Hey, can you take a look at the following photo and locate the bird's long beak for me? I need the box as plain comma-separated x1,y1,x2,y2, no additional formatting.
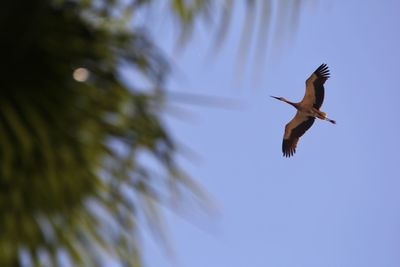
270,96,280,100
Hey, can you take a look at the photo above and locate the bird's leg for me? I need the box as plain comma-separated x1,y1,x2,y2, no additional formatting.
325,117,336,124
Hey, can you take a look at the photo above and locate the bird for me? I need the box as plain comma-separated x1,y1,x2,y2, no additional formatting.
271,63,336,157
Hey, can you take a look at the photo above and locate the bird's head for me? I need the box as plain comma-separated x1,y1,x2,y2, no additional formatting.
270,96,286,102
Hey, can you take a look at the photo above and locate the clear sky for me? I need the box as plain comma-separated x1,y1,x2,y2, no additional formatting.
132,1,400,267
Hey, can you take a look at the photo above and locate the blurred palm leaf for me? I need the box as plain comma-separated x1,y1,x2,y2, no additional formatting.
0,0,306,266
164,0,305,69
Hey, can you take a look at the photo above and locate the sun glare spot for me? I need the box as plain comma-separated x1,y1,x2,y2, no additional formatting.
73,68,90,82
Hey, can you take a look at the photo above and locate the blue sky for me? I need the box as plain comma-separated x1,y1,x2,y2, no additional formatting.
132,1,400,267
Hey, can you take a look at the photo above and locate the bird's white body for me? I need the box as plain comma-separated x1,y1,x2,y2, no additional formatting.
299,106,326,119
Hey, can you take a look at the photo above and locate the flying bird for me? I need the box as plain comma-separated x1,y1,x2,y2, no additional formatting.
271,63,336,157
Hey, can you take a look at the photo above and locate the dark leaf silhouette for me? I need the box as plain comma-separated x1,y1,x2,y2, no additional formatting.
0,0,305,266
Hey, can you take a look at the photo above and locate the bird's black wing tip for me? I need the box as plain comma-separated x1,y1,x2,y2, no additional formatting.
283,150,295,158
282,139,296,158
315,63,330,79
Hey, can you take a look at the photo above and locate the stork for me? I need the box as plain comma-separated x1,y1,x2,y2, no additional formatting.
271,63,336,157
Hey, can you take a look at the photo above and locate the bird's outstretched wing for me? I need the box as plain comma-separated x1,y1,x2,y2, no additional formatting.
302,63,330,109
282,112,315,157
